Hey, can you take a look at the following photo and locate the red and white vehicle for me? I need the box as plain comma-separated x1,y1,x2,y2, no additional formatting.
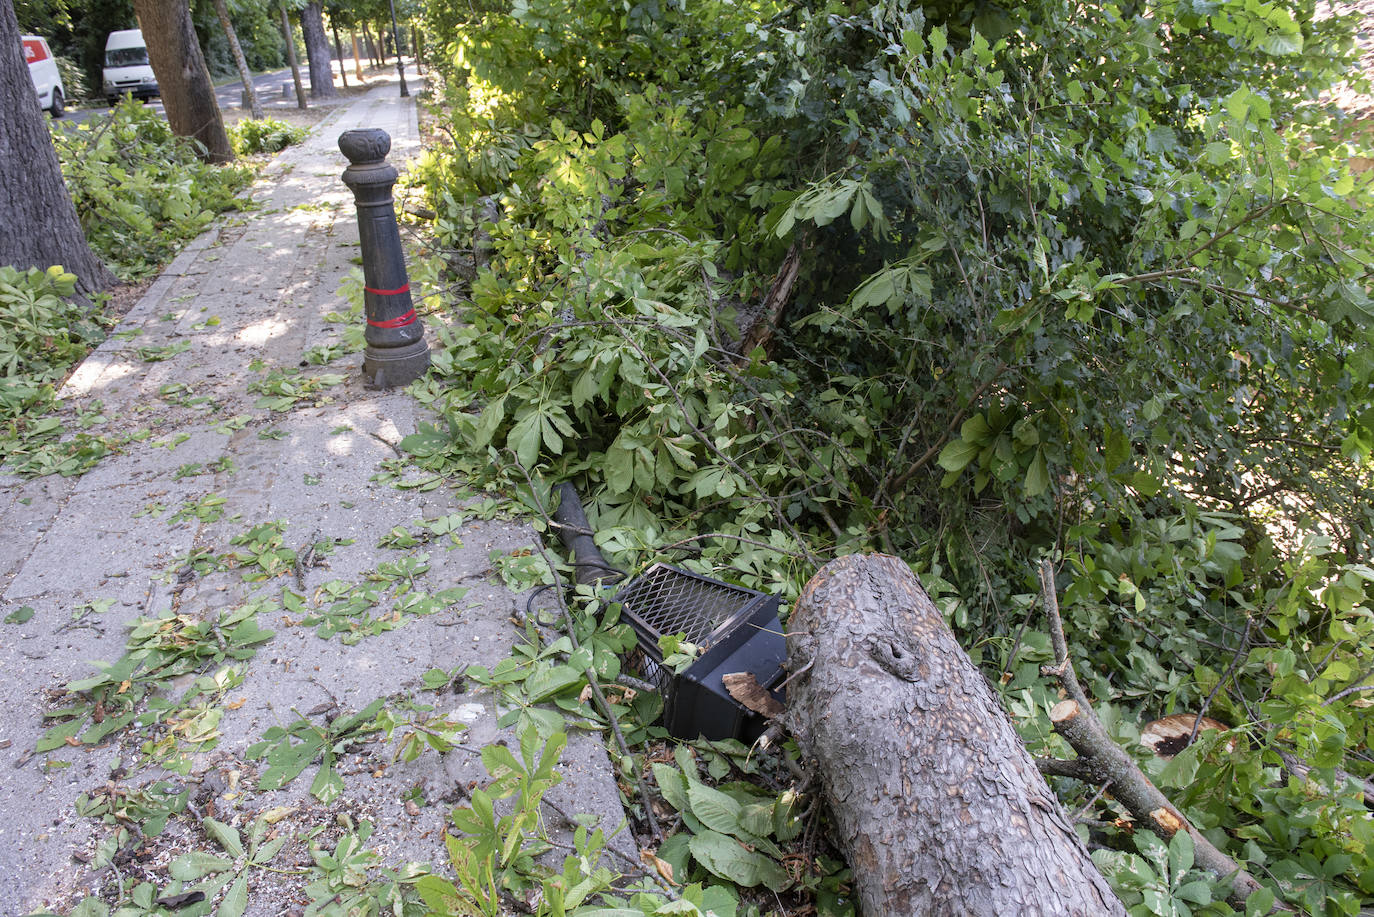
22,34,65,117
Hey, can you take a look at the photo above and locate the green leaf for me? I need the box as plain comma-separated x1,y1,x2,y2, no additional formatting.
69,898,109,917
251,834,289,865
219,873,249,917
525,664,583,702
1245,887,1275,916
508,410,542,469
1167,830,1195,878
688,830,791,891
36,717,84,753
652,763,691,813
1024,447,1050,497
686,781,745,836
4,605,34,624
605,440,635,494
959,413,991,443
937,439,979,473
930,25,947,57
416,875,464,911
1155,742,1202,790
203,817,244,859
1174,879,1212,904
169,851,235,880
472,395,507,448
311,760,344,804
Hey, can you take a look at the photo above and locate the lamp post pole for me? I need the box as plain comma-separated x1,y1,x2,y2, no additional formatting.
386,0,408,97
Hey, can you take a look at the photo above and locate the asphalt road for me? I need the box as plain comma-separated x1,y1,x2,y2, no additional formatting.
52,65,313,126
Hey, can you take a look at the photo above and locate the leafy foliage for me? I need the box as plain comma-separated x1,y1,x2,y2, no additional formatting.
286,555,471,644
246,697,386,804
652,744,800,894
417,725,751,917
38,601,274,768
0,265,102,383
229,116,308,156
52,99,253,280
410,0,1374,911
0,265,122,475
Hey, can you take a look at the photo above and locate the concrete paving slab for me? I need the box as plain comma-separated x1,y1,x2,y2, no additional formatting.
0,75,635,916
5,479,202,603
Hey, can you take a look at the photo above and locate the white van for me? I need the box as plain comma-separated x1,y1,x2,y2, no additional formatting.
102,29,159,106
22,35,65,117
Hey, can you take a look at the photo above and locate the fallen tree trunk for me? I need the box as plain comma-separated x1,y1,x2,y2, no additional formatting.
783,554,1126,916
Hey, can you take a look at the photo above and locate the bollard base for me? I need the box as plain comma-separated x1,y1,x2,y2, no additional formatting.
362,339,430,390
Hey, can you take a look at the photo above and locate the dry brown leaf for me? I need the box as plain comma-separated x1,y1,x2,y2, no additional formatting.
641,850,678,886
258,806,297,824
722,672,785,717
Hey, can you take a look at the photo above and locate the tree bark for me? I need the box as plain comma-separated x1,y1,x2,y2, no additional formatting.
212,0,261,120
736,242,799,362
350,30,363,81
299,1,336,99
372,22,386,65
360,23,374,67
784,554,1126,917
331,20,348,89
133,0,234,164
0,0,115,296
278,3,307,110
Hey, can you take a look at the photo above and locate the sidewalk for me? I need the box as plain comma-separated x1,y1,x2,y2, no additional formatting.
0,76,630,915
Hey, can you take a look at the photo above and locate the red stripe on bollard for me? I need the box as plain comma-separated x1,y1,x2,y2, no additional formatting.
367,309,418,329
364,282,411,296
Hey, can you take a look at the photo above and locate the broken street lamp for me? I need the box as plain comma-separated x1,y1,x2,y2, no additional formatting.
613,563,786,742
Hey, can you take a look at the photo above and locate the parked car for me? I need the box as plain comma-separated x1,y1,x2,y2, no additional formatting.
102,29,159,106
22,34,65,117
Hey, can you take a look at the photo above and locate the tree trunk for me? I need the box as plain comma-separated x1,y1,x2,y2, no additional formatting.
388,13,408,98
212,0,261,120
0,0,115,296
350,30,363,81
331,21,348,89
299,1,335,99
372,22,386,65
133,0,234,164
783,554,1126,917
278,3,306,110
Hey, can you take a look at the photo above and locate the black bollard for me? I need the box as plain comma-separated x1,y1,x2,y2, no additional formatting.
339,128,429,388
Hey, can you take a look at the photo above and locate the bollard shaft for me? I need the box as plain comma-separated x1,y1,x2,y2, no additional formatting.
338,128,429,388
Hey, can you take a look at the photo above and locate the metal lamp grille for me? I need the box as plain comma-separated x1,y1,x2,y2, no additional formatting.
616,563,756,654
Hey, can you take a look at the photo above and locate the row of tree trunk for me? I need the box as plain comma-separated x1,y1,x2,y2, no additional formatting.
0,0,414,297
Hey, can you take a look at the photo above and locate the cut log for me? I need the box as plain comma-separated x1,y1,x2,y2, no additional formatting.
783,554,1126,917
